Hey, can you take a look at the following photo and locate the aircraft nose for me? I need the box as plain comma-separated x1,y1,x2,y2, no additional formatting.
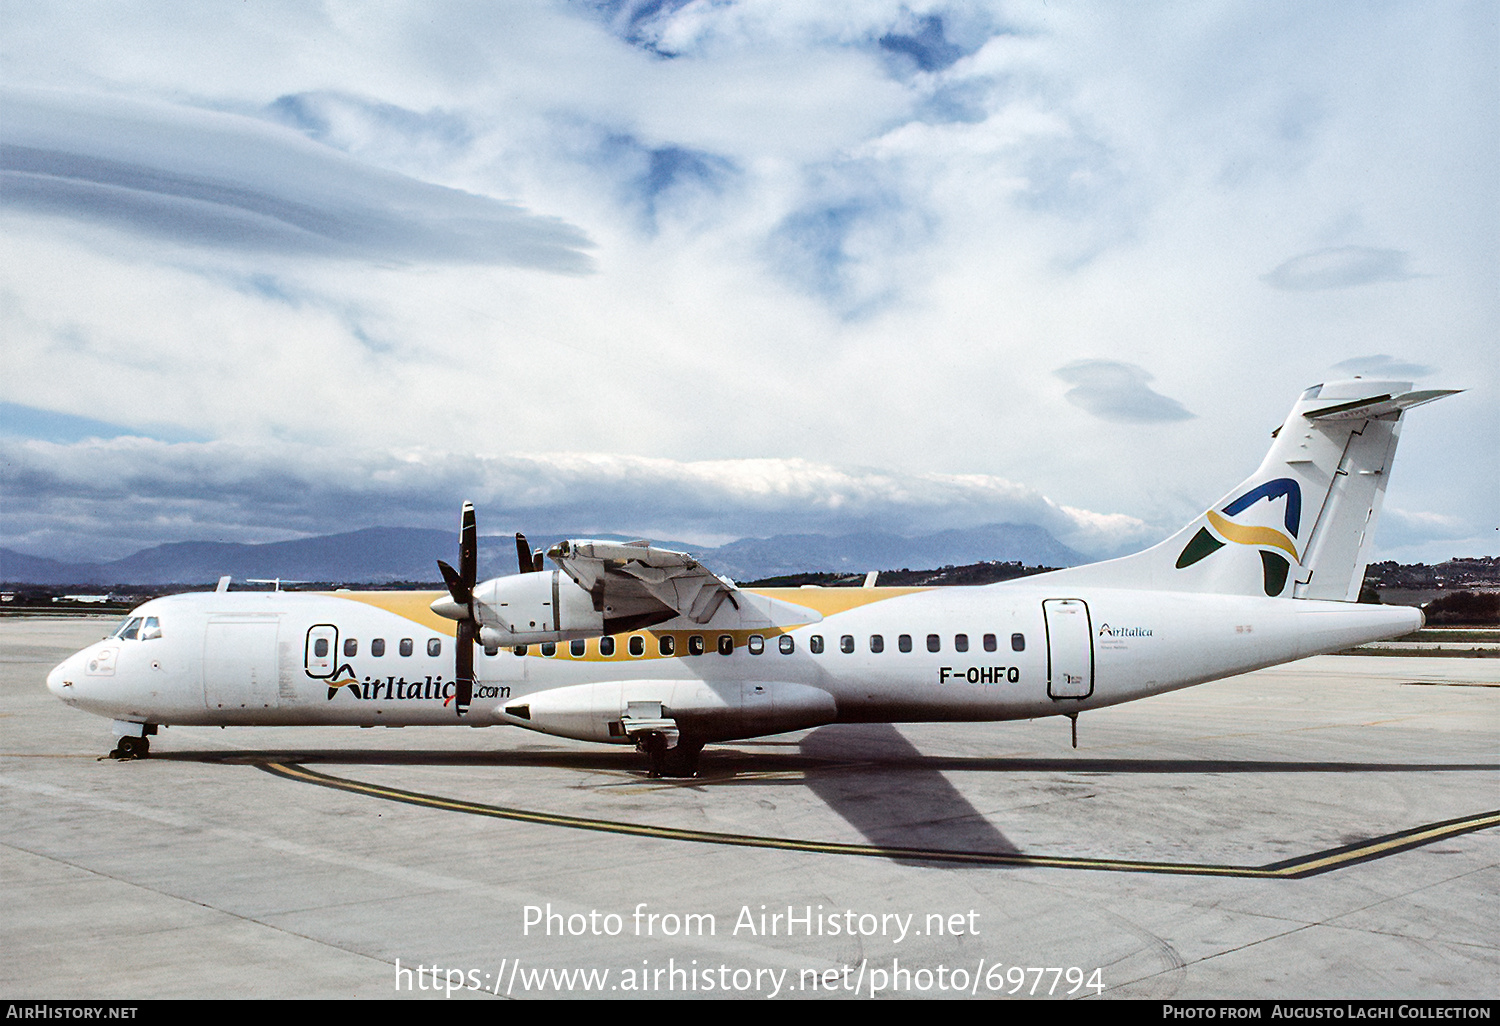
47,656,78,699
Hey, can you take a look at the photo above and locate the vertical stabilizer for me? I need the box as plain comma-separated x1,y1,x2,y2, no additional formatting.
1047,380,1459,599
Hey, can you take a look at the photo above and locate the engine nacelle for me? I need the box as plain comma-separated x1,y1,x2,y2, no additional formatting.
498,679,838,744
470,571,603,645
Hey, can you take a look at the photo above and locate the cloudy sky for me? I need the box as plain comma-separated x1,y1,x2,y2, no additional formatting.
2,1,1495,565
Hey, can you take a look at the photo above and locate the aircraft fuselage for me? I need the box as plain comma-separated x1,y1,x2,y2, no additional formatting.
46,580,1421,745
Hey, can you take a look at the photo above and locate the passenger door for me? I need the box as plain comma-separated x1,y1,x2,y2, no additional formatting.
1043,599,1094,700
304,624,338,679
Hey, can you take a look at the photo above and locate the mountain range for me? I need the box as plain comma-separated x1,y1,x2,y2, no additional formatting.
0,523,1085,586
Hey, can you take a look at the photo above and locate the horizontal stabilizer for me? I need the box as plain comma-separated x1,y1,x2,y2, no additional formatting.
1305,389,1462,422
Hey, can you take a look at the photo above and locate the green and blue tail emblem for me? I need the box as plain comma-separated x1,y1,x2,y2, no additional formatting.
1176,478,1302,596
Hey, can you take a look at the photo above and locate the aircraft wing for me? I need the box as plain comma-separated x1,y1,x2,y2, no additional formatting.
546,539,821,630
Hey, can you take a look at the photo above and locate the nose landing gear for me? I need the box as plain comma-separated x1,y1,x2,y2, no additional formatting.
106,735,150,760
104,722,156,760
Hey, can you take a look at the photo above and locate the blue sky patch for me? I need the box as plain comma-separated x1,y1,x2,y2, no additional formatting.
0,402,207,444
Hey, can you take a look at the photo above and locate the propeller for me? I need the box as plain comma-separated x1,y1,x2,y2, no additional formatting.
435,502,478,716
515,533,544,574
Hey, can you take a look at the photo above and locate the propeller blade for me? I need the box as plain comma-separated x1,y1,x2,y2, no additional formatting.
441,502,478,718
436,560,470,607
454,618,475,716
533,550,545,572
459,501,477,592
516,533,537,574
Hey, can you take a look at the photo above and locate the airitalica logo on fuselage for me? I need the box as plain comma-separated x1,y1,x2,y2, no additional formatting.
1175,477,1302,596
315,658,468,703
1097,624,1153,637
323,674,483,702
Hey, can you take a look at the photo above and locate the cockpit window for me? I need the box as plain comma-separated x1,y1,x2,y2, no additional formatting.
141,617,162,640
118,617,143,641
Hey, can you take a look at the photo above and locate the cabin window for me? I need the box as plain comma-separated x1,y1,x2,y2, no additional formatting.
570,639,586,657
371,638,386,657
840,635,854,654
399,638,413,657
314,638,329,658
779,635,795,655
688,635,705,656
600,636,616,657
869,634,884,653
983,633,997,653
927,633,940,653
141,617,162,640
541,642,556,657
748,634,764,655
810,635,824,654
898,634,912,653
955,633,969,653
344,638,358,657
628,635,645,657
1011,633,1026,652
659,635,675,656
428,638,442,657
718,635,734,656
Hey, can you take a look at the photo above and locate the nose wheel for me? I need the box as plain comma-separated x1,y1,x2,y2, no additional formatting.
106,735,151,760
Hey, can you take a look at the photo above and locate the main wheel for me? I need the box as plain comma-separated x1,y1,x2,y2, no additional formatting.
657,739,703,778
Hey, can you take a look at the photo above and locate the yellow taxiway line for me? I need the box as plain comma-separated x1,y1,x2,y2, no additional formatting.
260,762,1499,879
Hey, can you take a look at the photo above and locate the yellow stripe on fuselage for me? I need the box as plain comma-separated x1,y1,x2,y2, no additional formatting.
321,590,454,632
1205,510,1299,560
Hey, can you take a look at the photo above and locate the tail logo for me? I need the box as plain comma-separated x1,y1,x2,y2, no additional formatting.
1176,478,1302,596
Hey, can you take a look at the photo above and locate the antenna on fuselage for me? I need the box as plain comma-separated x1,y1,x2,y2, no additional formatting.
245,578,307,592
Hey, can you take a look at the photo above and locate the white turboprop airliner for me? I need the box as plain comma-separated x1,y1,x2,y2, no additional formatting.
47,379,1457,775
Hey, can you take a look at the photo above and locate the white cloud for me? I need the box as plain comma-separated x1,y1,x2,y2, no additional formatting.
1329,354,1433,380
1262,247,1416,291
0,435,1150,562
1,87,593,270
0,1,1493,565
1054,360,1194,423
1369,507,1495,566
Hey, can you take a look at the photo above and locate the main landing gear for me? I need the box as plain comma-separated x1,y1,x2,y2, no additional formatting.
639,734,704,778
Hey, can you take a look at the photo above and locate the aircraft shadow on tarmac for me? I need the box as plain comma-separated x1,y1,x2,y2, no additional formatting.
156,724,1498,867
